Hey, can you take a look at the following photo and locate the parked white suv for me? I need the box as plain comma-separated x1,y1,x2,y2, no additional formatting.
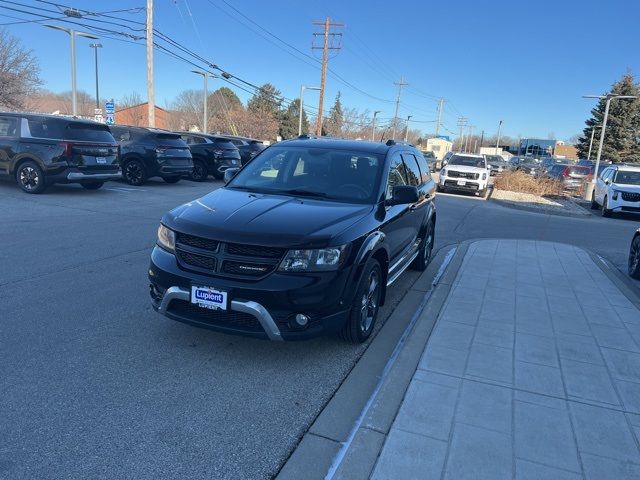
591,164,640,217
437,153,490,196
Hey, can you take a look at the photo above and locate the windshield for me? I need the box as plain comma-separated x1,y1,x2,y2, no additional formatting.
449,155,486,168
486,155,505,164
614,170,640,185
227,146,384,203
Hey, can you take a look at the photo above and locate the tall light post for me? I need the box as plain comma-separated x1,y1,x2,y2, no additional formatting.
586,125,600,161
192,70,215,134
404,115,412,142
495,120,503,155
582,94,638,199
45,25,98,116
298,85,320,136
89,43,102,110
371,110,382,141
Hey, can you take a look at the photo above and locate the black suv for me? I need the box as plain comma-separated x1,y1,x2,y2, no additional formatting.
0,113,120,193
179,132,242,181
219,135,267,164
110,126,193,186
149,137,436,343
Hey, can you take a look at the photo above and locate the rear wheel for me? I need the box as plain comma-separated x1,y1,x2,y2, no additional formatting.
629,235,640,279
16,161,46,194
212,168,224,180
162,176,181,184
341,259,382,344
411,220,434,271
190,160,208,182
602,196,612,218
81,182,104,190
123,159,146,186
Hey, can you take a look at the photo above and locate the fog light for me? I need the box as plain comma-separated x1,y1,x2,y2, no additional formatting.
295,314,309,326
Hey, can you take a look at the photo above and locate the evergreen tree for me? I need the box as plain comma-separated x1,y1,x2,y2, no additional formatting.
324,92,344,137
279,99,309,139
576,73,640,162
247,83,282,118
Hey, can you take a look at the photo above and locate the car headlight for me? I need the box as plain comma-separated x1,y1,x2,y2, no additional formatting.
157,224,175,252
441,169,447,177
279,245,349,272
612,190,620,200
482,173,487,180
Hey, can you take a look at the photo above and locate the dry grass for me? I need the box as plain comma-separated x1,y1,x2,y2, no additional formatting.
493,170,564,197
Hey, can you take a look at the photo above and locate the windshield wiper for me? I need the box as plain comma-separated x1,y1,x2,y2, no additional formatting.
280,189,330,198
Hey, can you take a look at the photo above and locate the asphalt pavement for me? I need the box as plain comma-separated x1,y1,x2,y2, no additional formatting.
1,177,638,479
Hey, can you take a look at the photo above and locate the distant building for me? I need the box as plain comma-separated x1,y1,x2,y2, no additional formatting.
114,102,171,129
554,144,578,160
423,137,453,160
518,138,578,159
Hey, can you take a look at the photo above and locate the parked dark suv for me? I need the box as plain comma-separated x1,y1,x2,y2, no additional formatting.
149,137,436,343
110,126,193,185
219,135,267,165
0,113,120,193
179,132,242,181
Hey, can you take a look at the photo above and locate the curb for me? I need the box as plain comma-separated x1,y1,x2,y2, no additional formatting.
589,251,640,308
275,242,468,480
488,197,591,218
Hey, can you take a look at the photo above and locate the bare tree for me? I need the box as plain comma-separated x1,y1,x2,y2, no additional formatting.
117,91,145,126
0,28,41,110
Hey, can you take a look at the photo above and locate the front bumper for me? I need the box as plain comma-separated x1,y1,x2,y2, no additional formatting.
148,247,352,340
609,197,640,214
440,176,485,192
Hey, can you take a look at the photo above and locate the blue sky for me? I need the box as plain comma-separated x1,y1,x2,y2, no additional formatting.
2,0,639,140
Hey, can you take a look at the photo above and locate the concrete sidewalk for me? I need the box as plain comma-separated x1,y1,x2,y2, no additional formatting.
368,240,640,479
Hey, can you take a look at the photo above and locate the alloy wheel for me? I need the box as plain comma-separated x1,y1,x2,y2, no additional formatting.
630,238,640,277
424,228,434,264
125,162,143,184
360,270,380,334
19,166,39,191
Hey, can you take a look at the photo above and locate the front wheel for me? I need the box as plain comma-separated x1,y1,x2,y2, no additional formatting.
602,196,612,218
341,259,382,344
411,220,435,271
629,236,640,279
81,182,104,190
162,176,181,184
16,161,46,194
591,192,599,210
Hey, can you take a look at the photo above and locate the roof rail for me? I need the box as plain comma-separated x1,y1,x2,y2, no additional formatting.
386,139,415,147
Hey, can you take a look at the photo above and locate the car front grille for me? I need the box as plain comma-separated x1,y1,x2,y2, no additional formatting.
444,180,478,190
621,192,640,202
174,233,284,279
167,299,263,332
447,170,479,180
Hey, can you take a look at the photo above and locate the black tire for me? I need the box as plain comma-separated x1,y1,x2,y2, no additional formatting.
162,176,181,184
436,184,445,193
15,160,46,194
591,192,599,210
122,159,147,186
212,169,224,180
602,196,612,218
411,220,435,271
341,259,382,344
190,160,208,182
81,182,104,190
476,188,487,197
629,236,640,279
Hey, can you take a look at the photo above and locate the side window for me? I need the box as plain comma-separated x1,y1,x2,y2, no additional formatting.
113,128,130,142
600,168,611,182
413,152,431,184
386,154,407,199
401,153,421,187
0,116,18,137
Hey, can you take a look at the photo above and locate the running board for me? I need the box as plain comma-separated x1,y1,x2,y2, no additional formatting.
387,247,420,287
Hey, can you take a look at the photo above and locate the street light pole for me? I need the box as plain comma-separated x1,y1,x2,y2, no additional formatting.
582,94,638,199
45,25,98,116
298,85,320,136
371,110,381,141
495,120,503,155
404,115,412,142
192,70,214,134
587,126,600,161
89,43,102,110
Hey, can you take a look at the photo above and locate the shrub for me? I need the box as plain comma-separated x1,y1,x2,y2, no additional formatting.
493,171,564,196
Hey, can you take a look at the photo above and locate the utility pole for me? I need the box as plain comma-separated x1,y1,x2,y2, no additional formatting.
456,117,467,152
465,125,473,152
435,98,444,137
89,43,102,110
146,0,155,127
371,110,381,141
495,120,503,155
404,115,412,142
391,76,408,139
312,17,343,135
479,130,484,153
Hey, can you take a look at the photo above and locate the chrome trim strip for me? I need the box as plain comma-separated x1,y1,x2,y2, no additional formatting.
387,250,419,287
156,286,283,341
66,171,122,180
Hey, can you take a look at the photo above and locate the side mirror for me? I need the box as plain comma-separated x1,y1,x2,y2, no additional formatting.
605,179,611,185
387,185,419,206
224,167,240,183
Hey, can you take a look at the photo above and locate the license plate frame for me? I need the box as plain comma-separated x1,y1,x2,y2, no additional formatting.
456,180,466,186
190,286,228,311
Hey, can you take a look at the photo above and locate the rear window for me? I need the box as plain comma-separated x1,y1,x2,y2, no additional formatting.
568,166,590,175
213,139,236,149
65,123,115,142
153,133,187,147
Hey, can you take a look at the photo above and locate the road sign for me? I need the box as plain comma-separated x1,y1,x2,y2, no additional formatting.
105,114,114,125
105,102,115,114
94,108,103,115
94,114,104,123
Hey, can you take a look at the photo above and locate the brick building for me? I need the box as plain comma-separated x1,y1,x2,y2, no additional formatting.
114,103,171,129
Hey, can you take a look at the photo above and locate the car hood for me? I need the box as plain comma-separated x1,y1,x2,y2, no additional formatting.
446,165,487,173
612,183,640,193
162,187,374,248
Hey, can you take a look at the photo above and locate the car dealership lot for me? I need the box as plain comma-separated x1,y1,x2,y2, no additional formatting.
1,177,638,479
